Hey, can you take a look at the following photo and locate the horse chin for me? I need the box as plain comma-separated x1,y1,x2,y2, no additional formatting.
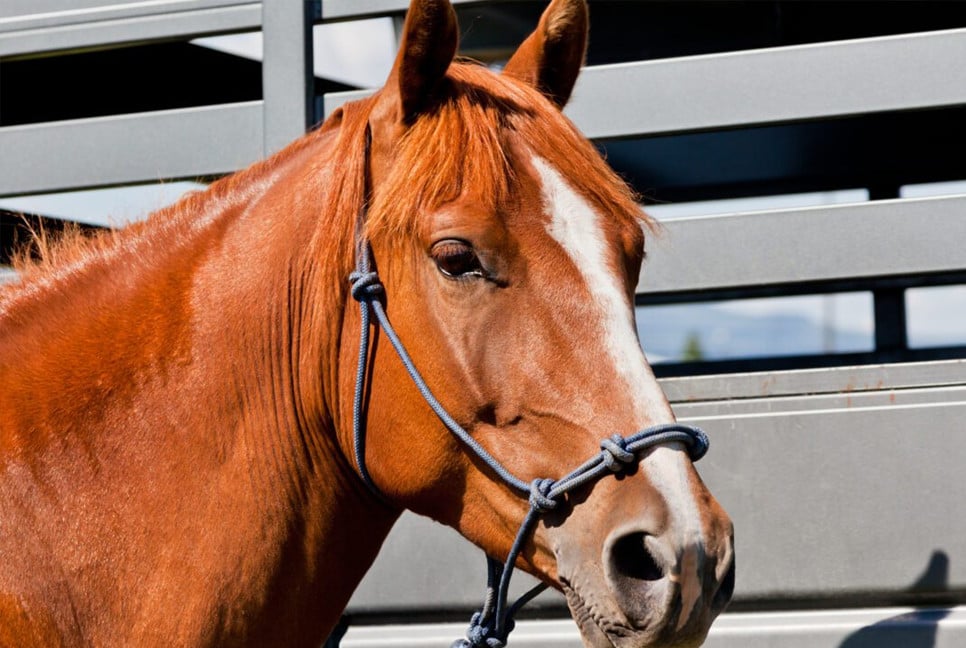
562,578,707,648
563,581,620,648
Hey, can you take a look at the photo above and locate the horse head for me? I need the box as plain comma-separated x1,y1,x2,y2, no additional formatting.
338,1,734,646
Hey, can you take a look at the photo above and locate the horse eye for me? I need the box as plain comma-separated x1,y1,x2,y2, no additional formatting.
431,240,485,279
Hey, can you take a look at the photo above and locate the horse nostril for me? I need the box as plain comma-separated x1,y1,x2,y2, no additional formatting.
611,532,664,582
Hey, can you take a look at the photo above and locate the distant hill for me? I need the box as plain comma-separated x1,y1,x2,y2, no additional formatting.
635,303,872,364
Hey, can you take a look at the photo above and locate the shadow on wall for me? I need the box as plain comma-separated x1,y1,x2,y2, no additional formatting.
838,550,952,648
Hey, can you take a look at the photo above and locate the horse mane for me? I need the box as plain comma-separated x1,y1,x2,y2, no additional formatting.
0,104,371,311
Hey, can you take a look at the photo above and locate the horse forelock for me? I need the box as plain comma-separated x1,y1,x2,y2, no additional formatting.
364,61,654,247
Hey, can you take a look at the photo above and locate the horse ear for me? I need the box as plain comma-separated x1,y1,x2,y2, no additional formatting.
503,0,588,108
386,0,459,124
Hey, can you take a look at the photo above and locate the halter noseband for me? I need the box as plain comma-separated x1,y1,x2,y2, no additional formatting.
347,126,710,648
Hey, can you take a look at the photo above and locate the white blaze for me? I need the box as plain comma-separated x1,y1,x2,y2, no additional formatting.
533,156,668,422
533,155,704,593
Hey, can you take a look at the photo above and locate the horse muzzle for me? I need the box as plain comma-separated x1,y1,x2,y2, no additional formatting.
550,469,735,648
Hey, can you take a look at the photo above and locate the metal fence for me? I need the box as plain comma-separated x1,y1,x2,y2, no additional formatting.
3,1,965,645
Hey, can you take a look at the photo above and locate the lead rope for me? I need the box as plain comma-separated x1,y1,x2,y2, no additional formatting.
345,126,711,648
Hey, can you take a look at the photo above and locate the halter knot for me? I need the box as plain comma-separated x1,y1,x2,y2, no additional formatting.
528,478,558,513
348,270,384,301
600,434,636,472
451,612,507,648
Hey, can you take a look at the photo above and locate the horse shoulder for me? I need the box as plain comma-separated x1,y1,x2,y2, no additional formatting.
0,592,71,648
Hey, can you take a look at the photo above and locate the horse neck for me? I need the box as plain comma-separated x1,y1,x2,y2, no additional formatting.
0,126,397,644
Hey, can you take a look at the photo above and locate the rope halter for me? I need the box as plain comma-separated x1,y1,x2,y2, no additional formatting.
347,259,709,648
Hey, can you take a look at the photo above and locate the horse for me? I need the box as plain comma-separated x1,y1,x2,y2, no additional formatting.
0,0,734,646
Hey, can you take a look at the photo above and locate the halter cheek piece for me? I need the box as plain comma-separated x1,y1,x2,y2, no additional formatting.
347,127,710,648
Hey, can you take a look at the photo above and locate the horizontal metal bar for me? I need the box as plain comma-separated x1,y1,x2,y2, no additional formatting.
567,28,966,139
341,607,966,648
639,195,966,295
0,0,256,29
0,1,261,57
0,102,264,196
0,0,438,37
319,0,482,21
2,1,121,14
325,29,966,137
661,359,966,404
677,384,966,418
323,90,369,116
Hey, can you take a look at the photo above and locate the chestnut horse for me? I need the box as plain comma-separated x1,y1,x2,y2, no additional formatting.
0,1,733,646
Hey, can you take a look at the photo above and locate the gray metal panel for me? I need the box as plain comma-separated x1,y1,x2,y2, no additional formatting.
2,1,121,13
261,1,312,155
348,396,966,611
638,195,966,295
0,102,264,196
323,89,369,116
0,1,261,57
676,385,966,419
325,29,966,137
566,28,966,139
697,401,966,601
319,0,482,21
662,360,966,404
348,512,561,614
0,1,256,28
340,607,966,648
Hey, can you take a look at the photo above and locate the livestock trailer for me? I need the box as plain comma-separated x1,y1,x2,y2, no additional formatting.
2,2,965,646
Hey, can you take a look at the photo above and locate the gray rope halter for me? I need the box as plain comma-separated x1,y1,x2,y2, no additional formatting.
346,126,710,648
